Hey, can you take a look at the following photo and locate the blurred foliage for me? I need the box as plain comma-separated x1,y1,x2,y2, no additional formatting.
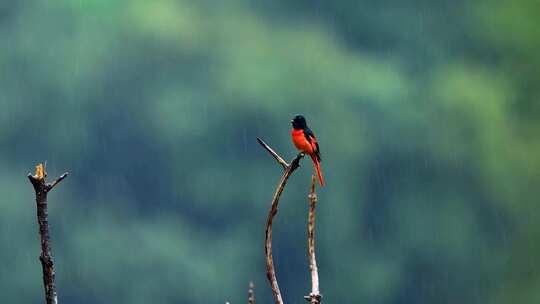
1,0,539,303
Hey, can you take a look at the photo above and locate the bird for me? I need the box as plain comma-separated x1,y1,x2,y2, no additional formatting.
291,114,324,187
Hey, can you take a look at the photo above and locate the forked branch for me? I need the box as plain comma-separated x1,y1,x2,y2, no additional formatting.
27,163,68,304
304,175,322,303
257,137,304,304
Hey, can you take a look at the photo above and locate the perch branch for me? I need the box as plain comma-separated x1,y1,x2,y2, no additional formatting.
258,138,304,304
304,175,322,303
27,163,68,304
248,281,256,304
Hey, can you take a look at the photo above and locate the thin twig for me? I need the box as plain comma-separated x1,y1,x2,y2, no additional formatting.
258,138,304,304
27,163,68,304
248,281,256,304
47,173,68,192
257,137,289,170
304,175,322,303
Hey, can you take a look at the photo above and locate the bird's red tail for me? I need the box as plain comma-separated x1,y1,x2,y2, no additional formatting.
311,155,324,187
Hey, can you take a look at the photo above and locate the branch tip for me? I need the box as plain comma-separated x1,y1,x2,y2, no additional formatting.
257,137,289,170
48,172,68,191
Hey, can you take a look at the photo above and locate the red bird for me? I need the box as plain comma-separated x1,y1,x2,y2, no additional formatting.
291,115,324,187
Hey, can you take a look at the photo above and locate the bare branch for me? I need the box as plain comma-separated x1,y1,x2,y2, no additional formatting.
47,172,69,192
27,163,68,304
259,138,304,304
304,175,322,304
257,137,289,170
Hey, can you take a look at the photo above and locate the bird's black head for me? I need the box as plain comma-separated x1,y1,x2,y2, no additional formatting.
291,114,307,130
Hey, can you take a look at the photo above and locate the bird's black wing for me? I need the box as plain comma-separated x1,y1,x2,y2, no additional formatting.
303,127,321,161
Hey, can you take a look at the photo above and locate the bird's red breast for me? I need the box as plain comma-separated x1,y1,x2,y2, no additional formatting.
291,129,314,154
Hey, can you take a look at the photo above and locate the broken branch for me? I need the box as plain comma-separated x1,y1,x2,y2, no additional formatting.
27,163,68,304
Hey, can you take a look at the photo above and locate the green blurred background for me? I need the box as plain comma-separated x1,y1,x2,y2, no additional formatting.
1,0,539,303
